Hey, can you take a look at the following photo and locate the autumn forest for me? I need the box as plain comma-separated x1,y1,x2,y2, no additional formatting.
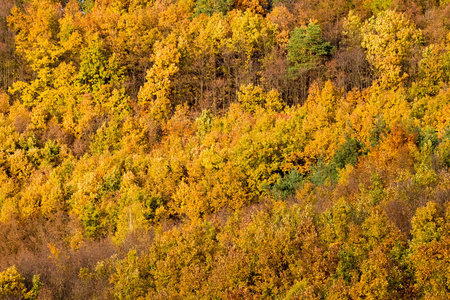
1,0,450,298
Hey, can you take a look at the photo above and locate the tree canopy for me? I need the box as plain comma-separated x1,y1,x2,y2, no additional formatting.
1,0,450,298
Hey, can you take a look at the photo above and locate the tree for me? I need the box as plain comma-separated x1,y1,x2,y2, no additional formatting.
360,10,422,88
194,0,233,16
409,202,450,299
8,0,63,72
0,266,41,299
234,0,269,15
412,44,450,97
370,0,392,14
237,83,284,113
137,38,181,121
227,9,277,71
0,266,26,298
77,35,123,92
287,23,334,77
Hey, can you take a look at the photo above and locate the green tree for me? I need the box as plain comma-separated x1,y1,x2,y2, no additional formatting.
287,23,334,76
194,0,233,16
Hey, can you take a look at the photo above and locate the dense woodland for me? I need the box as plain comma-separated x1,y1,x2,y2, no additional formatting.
1,0,450,298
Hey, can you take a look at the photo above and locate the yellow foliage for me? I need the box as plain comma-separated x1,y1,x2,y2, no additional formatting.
300,81,344,169
0,266,26,299
29,105,48,131
0,92,10,114
360,10,422,88
227,10,277,66
138,39,181,121
3,0,450,298
8,0,63,71
238,83,284,113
